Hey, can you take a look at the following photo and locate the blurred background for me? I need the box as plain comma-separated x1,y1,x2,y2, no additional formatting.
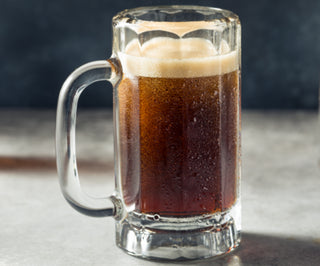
0,0,319,109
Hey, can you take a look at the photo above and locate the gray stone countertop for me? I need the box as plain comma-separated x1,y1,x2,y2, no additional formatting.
0,109,319,265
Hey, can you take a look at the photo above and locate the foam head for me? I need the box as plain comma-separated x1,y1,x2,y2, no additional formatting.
119,37,239,78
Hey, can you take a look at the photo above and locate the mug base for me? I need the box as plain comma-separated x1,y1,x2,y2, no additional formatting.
115,201,241,260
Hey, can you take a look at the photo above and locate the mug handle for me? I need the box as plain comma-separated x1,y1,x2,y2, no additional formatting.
56,59,123,218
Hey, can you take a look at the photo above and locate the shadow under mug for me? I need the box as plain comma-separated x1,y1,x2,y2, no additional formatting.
56,5,241,261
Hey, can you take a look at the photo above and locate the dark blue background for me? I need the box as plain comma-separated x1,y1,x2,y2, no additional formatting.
0,0,319,109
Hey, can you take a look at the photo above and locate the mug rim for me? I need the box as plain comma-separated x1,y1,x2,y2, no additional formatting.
113,5,239,24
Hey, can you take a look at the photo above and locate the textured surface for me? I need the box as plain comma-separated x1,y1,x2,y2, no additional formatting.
0,0,320,108
0,110,319,265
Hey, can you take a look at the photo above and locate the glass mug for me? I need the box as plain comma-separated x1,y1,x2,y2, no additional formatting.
56,6,241,261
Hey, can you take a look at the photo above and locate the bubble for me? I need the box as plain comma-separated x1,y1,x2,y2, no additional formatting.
169,144,177,150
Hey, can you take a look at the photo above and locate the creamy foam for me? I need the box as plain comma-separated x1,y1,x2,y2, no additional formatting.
119,37,238,78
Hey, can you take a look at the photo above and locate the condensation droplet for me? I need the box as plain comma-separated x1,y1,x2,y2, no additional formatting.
153,214,160,221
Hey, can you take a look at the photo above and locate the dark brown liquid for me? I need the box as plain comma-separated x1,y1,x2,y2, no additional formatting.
118,71,240,216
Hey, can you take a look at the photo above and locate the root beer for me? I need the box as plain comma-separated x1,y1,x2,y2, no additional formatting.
118,37,240,216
